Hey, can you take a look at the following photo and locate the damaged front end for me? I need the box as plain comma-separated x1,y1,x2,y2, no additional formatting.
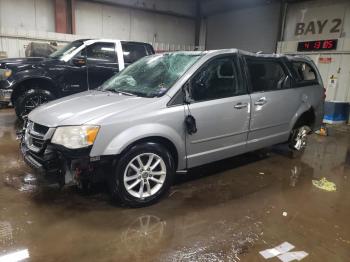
18,120,111,188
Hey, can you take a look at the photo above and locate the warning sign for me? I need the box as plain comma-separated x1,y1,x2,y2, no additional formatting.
319,57,332,64
328,75,337,88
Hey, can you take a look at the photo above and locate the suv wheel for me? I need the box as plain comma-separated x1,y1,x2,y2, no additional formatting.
289,125,311,158
109,142,175,207
15,89,55,118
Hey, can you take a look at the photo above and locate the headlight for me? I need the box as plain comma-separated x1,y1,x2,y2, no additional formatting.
51,125,100,149
0,69,12,80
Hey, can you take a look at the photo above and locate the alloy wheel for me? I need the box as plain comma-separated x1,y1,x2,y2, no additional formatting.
23,95,49,116
123,153,167,199
293,126,309,151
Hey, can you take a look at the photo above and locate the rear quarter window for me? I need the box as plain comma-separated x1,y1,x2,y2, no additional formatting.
291,61,319,86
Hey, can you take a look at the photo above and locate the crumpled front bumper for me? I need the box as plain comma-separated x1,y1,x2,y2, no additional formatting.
20,141,66,185
0,88,12,103
20,139,112,186
0,80,14,103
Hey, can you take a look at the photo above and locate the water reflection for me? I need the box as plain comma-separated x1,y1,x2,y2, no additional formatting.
0,221,13,246
122,215,166,252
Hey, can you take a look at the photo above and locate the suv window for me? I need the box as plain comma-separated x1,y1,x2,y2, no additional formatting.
122,43,148,64
190,56,242,102
247,59,287,92
292,61,317,84
84,42,116,63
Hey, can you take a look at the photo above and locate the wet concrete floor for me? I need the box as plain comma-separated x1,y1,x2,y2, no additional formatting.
0,108,350,261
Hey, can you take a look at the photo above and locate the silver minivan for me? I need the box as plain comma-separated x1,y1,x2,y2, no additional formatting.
20,49,324,207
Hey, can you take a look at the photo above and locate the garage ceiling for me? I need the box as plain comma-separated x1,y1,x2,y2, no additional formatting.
200,0,310,16
84,0,310,18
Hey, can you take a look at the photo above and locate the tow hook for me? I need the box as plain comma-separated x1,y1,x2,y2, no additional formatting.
16,117,28,140
16,129,24,140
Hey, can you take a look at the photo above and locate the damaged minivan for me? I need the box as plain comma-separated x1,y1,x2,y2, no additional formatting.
20,49,324,207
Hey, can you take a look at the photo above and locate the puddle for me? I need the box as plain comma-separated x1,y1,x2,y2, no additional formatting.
0,109,350,261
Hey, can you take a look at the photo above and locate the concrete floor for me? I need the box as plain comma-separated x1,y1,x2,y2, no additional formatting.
0,108,350,262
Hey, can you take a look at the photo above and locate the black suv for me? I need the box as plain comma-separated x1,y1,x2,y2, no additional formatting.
0,39,154,117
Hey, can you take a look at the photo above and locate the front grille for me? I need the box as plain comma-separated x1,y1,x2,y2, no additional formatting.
24,121,51,153
33,123,49,134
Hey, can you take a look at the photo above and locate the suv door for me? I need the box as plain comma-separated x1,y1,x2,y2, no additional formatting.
122,42,150,67
185,55,250,168
85,42,119,89
245,57,302,150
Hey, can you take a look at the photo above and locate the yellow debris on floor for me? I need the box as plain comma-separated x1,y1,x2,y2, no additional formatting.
312,177,336,192
315,127,328,136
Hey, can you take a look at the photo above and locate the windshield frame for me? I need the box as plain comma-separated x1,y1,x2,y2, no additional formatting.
49,40,87,62
100,52,204,98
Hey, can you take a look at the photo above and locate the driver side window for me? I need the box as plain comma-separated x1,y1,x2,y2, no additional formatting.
190,56,242,102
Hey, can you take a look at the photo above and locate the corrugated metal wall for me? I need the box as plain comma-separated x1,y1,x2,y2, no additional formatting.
0,0,55,32
205,3,282,53
0,0,200,58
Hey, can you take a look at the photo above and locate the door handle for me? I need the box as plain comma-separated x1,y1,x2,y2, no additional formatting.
254,97,267,106
234,102,248,109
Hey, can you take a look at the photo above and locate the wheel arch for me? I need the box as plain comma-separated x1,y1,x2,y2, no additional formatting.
11,77,58,104
119,136,179,170
290,106,316,132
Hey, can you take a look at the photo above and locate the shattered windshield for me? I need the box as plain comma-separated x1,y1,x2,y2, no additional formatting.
100,52,203,97
49,40,84,59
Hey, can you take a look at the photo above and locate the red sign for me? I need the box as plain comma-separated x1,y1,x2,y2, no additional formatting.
319,57,332,64
297,39,338,52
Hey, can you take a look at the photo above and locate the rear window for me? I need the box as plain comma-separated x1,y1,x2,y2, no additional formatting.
122,43,148,64
292,61,318,85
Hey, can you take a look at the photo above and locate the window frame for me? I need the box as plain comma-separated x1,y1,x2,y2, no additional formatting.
243,56,293,94
121,42,149,64
83,42,117,63
177,54,246,105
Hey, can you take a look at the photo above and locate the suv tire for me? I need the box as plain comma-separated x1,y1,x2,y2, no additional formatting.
109,142,175,208
288,125,311,158
15,89,55,118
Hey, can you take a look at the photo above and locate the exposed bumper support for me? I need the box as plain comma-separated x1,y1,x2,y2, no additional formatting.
20,141,113,186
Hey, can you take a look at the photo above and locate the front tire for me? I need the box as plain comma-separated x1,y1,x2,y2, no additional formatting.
15,89,55,118
109,142,175,207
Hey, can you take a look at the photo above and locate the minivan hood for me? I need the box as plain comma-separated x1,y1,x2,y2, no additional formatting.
29,91,157,127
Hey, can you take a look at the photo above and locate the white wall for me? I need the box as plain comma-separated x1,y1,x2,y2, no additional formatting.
278,0,350,104
75,0,196,46
283,0,350,41
205,3,281,52
0,0,55,32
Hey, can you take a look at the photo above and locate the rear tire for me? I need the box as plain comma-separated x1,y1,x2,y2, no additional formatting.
109,142,175,208
288,125,311,158
15,89,55,118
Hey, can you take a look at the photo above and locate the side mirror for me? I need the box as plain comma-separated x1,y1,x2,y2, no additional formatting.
72,56,86,66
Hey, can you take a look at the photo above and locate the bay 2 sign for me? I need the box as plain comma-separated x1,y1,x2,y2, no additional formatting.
295,19,342,36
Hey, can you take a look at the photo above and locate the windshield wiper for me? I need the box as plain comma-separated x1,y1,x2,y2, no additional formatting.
104,89,136,96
